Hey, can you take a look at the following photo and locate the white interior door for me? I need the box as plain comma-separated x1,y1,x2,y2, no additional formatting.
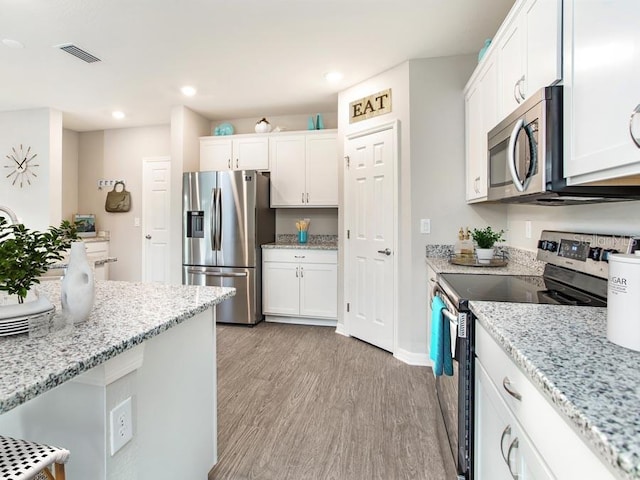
344,122,397,352
142,157,171,283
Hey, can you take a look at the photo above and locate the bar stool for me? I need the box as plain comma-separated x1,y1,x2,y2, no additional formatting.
0,435,69,480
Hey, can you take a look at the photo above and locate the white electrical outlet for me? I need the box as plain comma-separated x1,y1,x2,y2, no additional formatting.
525,220,532,239
110,397,133,455
420,219,431,234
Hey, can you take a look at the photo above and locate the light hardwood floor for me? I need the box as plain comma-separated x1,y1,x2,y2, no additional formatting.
209,322,446,480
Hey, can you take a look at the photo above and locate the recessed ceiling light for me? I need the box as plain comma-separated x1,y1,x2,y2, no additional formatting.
112,111,125,120
181,85,197,97
324,71,343,83
2,38,24,49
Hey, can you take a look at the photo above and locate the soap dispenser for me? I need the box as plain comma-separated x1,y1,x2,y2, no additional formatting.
454,228,465,257
461,227,475,258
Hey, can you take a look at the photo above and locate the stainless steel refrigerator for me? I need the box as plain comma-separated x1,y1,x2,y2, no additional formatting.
182,170,275,325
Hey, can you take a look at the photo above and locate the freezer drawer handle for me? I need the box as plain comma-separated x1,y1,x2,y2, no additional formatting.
187,268,248,278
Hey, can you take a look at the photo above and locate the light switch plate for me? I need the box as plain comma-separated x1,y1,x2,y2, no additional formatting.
420,219,431,234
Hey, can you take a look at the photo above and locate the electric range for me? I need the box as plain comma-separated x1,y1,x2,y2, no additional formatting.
432,230,639,480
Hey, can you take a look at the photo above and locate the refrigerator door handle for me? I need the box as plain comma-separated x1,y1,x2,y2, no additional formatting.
210,187,217,251
186,268,248,278
214,187,222,252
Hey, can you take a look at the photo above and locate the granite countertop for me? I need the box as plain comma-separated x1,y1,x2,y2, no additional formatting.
471,301,640,479
0,281,235,415
262,234,338,250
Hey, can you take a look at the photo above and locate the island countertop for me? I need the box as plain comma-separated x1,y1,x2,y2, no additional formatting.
470,301,640,479
0,280,235,415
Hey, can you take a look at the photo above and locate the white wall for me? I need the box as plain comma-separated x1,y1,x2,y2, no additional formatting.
0,108,63,230
211,112,337,135
62,129,79,222
507,202,640,251
275,208,338,235
78,126,171,281
171,106,211,284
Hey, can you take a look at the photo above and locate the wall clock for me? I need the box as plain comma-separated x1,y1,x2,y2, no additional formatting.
4,144,38,188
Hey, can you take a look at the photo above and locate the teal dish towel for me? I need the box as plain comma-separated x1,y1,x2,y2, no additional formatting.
429,295,454,376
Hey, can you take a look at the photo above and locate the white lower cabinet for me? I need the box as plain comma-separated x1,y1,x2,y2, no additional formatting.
475,323,618,480
475,360,553,480
262,248,337,325
84,240,110,280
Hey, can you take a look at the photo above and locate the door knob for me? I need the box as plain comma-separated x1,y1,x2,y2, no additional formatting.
377,248,392,256
145,234,152,239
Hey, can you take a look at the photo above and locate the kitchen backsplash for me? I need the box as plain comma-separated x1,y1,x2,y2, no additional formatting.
425,244,545,273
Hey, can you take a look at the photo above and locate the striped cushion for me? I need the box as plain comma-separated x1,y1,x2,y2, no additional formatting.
0,436,69,480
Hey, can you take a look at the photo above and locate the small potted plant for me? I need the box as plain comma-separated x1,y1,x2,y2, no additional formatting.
471,226,504,264
0,218,78,310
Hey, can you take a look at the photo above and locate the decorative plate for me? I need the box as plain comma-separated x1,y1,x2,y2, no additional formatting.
449,254,508,267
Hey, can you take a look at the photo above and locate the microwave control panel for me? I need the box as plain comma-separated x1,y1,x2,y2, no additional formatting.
536,230,639,279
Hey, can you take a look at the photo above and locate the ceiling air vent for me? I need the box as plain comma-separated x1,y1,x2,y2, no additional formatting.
57,44,101,63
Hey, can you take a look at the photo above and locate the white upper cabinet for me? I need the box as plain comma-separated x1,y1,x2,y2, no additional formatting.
465,53,498,202
270,130,338,207
498,0,562,118
200,135,269,171
564,0,640,183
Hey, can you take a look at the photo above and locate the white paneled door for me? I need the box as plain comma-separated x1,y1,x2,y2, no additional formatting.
142,157,171,283
344,122,397,352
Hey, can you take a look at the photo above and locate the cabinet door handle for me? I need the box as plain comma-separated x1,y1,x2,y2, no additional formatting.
502,377,522,401
300,266,304,278
500,424,512,464
513,79,521,104
296,266,299,278
306,192,309,203
630,104,640,148
507,438,520,479
517,75,526,100
228,159,231,169
474,176,480,194
236,158,239,169
301,192,305,203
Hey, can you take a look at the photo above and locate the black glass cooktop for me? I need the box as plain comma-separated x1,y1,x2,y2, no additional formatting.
439,273,606,308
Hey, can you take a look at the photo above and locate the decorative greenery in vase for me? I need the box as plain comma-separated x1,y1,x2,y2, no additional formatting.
0,218,78,303
471,226,505,249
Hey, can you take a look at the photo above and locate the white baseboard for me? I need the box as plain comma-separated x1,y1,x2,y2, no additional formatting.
394,348,431,366
335,323,348,337
265,315,337,327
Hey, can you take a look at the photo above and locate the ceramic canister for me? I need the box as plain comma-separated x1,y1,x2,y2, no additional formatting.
607,252,640,351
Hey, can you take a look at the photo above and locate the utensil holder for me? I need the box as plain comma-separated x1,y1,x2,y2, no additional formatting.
298,230,308,244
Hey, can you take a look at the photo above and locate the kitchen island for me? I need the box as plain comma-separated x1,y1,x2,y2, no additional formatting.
471,301,640,479
0,280,234,479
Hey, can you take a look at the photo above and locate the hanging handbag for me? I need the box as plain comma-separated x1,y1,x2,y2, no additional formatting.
105,181,131,213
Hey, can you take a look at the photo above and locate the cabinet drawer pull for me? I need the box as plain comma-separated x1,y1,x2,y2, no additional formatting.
630,104,640,148
294,255,306,259
507,438,520,479
502,377,522,401
500,424,512,464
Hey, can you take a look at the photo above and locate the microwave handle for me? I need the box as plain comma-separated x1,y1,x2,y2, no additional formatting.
508,118,532,192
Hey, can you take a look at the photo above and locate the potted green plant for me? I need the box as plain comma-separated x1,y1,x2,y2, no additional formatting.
471,226,504,263
0,218,78,306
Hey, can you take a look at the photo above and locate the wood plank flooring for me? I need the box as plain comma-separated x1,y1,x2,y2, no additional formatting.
209,323,446,480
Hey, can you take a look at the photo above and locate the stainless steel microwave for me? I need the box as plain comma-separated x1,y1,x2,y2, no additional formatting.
486,86,640,205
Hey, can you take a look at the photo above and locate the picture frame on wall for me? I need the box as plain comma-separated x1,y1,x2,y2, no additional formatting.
74,214,96,237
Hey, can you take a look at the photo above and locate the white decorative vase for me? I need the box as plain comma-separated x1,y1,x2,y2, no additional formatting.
476,248,495,264
61,241,95,324
254,117,272,133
